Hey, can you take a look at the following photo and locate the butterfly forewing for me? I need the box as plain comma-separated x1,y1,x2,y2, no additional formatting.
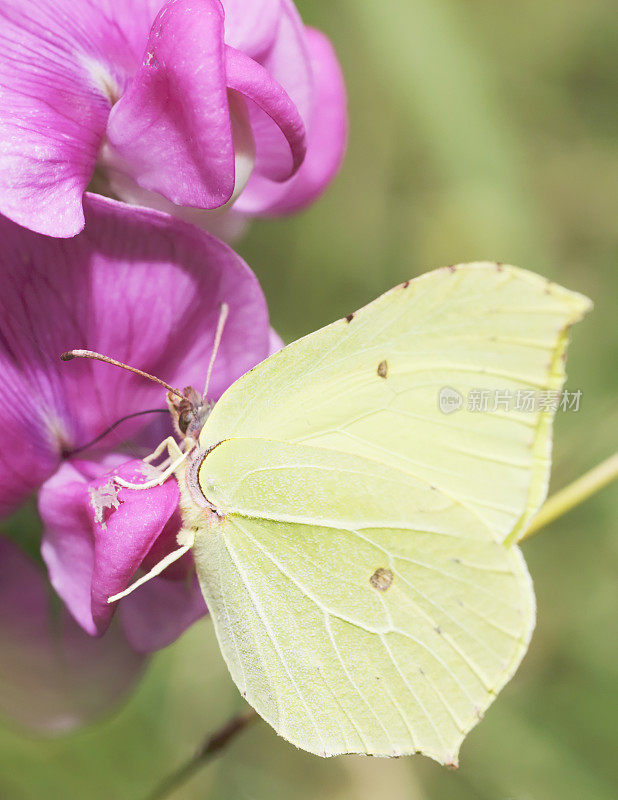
200,263,591,544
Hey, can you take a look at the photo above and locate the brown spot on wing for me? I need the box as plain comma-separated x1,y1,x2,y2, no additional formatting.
345,313,354,323
370,567,394,592
377,360,388,379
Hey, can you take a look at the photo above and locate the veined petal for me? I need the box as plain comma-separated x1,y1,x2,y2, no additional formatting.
0,194,270,517
0,537,144,732
0,0,158,237
236,28,347,214
0,0,345,231
106,0,236,209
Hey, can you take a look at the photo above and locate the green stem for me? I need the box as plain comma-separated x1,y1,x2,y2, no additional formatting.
146,708,258,800
520,452,618,542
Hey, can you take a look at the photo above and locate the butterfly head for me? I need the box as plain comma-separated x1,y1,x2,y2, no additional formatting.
167,387,214,441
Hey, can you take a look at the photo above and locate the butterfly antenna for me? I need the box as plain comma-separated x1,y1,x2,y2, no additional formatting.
203,303,229,399
65,408,169,456
60,350,187,401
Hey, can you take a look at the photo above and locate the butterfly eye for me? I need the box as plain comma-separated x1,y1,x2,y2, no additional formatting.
178,409,192,434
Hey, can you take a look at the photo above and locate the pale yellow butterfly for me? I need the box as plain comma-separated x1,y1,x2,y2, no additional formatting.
70,263,591,765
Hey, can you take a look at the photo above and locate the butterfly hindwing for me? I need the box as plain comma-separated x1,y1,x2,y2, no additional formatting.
193,438,535,763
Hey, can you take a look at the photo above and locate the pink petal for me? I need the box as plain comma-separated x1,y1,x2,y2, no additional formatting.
140,508,188,579
0,537,144,733
226,0,312,185
236,27,347,215
269,328,285,354
226,45,307,182
258,0,313,121
120,573,207,653
0,194,270,517
90,462,182,635
40,458,181,638
107,0,236,209
0,0,158,237
222,0,282,58
40,458,122,636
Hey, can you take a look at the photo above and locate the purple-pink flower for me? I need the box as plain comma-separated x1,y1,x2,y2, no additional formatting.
0,193,273,727
0,0,347,238
39,457,205,653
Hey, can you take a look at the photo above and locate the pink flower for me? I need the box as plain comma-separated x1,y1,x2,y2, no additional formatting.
0,193,273,727
0,0,347,238
39,457,206,654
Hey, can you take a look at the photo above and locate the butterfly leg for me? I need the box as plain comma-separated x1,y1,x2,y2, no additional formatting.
142,436,194,472
142,436,188,465
107,529,196,604
141,440,174,473
115,438,194,491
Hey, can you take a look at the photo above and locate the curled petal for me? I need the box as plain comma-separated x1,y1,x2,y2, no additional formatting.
40,460,116,636
257,0,313,121
226,46,307,182
0,537,144,732
40,457,206,654
0,0,345,232
107,0,236,209
89,462,183,635
236,28,347,215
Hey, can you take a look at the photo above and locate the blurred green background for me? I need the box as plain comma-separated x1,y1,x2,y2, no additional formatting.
1,0,617,797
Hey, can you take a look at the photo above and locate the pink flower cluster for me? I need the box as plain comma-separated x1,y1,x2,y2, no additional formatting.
0,0,346,730
0,0,346,238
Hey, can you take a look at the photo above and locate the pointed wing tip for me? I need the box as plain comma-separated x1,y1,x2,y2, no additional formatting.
571,291,594,317
464,261,594,322
552,286,593,329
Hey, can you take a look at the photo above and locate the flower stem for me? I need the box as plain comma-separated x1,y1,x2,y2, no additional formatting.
146,708,258,800
520,452,618,542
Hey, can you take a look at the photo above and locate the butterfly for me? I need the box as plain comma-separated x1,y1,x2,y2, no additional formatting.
66,262,591,765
